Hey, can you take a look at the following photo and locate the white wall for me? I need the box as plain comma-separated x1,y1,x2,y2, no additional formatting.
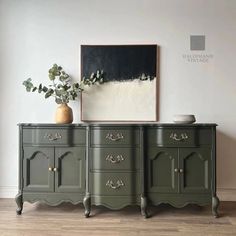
0,0,236,197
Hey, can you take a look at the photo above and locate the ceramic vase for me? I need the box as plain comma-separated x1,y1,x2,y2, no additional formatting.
55,103,73,124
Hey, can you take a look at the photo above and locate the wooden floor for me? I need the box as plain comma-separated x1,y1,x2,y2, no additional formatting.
0,199,236,236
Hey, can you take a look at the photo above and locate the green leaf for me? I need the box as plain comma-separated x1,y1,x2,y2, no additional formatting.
49,73,55,80
73,83,79,89
63,85,71,91
55,89,62,96
23,78,34,92
22,78,31,86
32,87,37,92
57,84,63,89
59,75,65,81
45,88,54,98
55,98,62,104
38,84,42,93
42,86,48,92
45,92,51,98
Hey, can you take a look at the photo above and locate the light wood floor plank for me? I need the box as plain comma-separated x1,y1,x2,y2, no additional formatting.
0,199,235,236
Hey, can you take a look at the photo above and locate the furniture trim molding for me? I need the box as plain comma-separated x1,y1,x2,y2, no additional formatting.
1,187,236,201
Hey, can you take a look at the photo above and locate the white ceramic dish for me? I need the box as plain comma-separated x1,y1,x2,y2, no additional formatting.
173,114,196,124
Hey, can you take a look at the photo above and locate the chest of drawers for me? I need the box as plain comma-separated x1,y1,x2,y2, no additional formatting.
16,123,219,218
88,127,141,211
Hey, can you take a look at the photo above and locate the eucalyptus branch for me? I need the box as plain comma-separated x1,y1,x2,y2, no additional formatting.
23,64,82,104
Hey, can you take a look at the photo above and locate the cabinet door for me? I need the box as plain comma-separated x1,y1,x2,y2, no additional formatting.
23,147,54,192
148,148,178,193
179,148,212,194
55,147,85,193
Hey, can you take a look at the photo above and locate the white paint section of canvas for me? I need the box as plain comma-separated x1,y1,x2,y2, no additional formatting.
82,79,156,121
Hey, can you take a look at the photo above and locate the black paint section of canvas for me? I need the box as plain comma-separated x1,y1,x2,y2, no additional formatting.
81,45,157,81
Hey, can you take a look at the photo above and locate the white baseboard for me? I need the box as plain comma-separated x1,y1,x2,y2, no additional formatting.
0,186,18,198
218,188,236,201
0,186,235,201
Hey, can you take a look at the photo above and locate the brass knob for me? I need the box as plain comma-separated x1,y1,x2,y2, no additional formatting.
48,167,53,171
179,169,184,173
174,168,178,173
53,167,58,172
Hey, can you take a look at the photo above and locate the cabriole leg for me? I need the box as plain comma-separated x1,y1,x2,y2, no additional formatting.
15,192,23,215
141,195,148,218
212,195,220,218
83,193,91,218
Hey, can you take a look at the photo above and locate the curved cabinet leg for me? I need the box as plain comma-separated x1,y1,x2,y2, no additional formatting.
83,193,91,218
141,195,148,218
15,192,23,215
212,195,220,218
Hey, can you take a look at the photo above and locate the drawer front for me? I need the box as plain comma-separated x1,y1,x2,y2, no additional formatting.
147,128,197,147
90,172,140,196
23,128,86,145
91,128,140,146
90,148,140,171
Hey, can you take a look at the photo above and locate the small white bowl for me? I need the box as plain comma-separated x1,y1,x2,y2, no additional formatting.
173,114,196,124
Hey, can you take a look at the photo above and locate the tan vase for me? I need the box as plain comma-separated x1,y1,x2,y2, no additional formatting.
55,103,73,124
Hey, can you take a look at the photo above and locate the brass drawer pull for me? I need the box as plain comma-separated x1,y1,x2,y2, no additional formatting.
44,132,62,141
106,180,124,189
48,167,53,172
170,133,188,141
106,155,125,164
106,133,124,141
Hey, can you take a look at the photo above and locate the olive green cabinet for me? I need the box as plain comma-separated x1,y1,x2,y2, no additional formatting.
147,126,219,217
16,123,219,218
148,147,211,194
16,125,86,215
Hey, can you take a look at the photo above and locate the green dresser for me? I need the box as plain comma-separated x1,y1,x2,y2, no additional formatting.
16,123,219,218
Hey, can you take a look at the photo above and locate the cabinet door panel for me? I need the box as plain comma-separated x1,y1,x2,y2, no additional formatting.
55,147,85,193
179,148,212,193
23,147,54,192
148,148,178,193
